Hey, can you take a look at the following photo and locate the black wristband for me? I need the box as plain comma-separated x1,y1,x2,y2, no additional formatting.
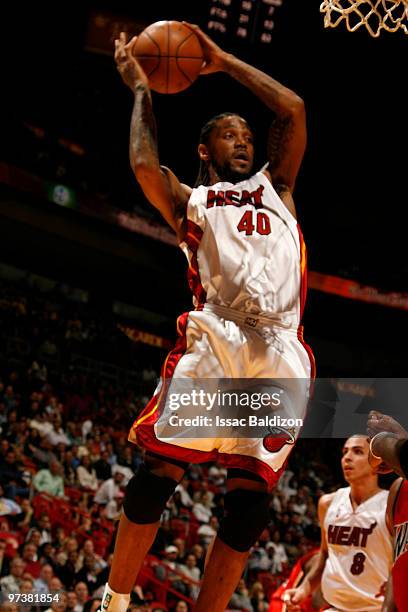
397,438,408,479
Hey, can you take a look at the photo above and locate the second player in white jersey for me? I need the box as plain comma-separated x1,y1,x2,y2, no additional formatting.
322,486,392,611
285,435,393,612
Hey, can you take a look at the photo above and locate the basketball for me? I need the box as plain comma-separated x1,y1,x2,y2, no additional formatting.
133,21,204,94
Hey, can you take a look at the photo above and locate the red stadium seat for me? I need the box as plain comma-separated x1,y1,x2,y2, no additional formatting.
65,487,83,502
170,518,188,539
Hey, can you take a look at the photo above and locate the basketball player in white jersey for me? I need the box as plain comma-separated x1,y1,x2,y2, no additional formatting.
101,24,313,612
285,435,393,611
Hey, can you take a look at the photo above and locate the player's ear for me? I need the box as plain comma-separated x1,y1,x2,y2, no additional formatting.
198,144,210,162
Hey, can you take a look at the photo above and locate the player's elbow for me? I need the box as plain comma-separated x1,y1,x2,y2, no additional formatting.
132,160,159,185
289,96,305,119
277,92,305,120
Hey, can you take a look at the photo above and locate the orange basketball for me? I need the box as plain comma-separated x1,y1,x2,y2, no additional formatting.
133,21,204,94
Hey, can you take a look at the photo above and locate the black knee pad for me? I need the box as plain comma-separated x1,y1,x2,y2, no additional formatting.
218,489,270,552
123,464,178,524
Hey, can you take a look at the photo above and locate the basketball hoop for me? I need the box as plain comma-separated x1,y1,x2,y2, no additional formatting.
320,0,408,37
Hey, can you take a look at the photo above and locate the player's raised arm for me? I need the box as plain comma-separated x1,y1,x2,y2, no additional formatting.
114,32,191,237
183,23,306,194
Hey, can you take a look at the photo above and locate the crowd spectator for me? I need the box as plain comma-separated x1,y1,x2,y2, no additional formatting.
178,553,201,600
174,476,193,508
16,498,34,529
75,554,100,593
74,581,90,611
54,550,78,589
228,578,253,611
33,563,54,595
29,512,53,544
197,515,219,547
44,591,68,612
247,542,271,574
0,484,21,517
76,455,98,491
21,542,41,578
174,602,189,612
154,545,188,595
93,471,124,505
92,450,112,481
249,581,268,612
266,530,288,574
76,540,107,573
66,590,80,612
192,491,214,524
190,544,205,574
32,460,65,497
0,449,29,499
46,414,71,447
151,520,174,556
0,557,25,596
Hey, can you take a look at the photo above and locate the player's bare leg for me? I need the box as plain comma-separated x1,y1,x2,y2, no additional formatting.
195,477,268,612
108,513,159,594
195,538,250,612
102,457,185,610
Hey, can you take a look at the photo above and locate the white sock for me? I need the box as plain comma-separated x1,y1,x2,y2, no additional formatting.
100,583,130,612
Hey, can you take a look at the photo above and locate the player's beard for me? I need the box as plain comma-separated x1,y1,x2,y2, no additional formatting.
211,158,253,184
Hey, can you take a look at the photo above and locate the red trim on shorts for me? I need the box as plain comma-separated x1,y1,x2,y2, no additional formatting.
185,220,206,304
128,312,190,440
135,427,285,492
297,224,316,379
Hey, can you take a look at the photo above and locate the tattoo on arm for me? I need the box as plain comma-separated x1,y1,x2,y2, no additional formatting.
267,115,294,177
130,83,159,167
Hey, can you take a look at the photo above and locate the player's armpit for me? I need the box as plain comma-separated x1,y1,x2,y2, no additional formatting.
262,170,297,218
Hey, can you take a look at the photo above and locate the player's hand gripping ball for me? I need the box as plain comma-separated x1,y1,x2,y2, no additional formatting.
132,21,204,94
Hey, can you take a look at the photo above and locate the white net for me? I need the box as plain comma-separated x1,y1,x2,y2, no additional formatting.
320,0,408,37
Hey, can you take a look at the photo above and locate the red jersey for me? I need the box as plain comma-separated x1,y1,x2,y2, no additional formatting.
269,550,318,612
392,479,408,611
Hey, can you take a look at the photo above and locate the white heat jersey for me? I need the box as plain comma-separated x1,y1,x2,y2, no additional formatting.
129,171,314,488
322,487,392,611
181,170,304,325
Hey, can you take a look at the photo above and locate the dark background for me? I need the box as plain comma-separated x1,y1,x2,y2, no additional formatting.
1,1,407,376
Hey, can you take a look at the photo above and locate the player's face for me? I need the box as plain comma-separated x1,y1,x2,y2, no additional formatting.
207,116,255,182
341,436,373,482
